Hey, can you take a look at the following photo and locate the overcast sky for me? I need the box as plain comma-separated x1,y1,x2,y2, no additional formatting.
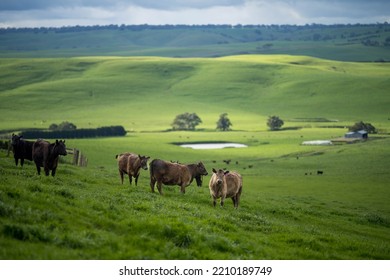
0,0,389,28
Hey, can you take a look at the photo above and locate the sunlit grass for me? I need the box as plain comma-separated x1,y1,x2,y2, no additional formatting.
0,55,389,259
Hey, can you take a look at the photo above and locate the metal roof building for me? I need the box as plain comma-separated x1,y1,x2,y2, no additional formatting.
345,130,368,139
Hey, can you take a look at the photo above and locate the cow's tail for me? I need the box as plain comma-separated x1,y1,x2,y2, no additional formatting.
149,159,155,180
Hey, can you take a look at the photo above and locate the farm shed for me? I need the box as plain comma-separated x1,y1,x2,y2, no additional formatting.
345,130,368,139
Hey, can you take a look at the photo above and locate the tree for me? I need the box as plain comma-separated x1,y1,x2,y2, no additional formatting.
349,121,377,134
171,112,202,131
267,115,284,131
49,121,77,131
216,113,232,131
49,123,58,130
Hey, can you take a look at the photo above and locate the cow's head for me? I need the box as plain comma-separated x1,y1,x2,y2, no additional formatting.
55,140,67,156
139,155,150,170
11,134,23,146
197,162,208,176
212,168,229,187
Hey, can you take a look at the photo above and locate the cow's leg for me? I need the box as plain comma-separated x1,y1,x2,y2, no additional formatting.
180,185,186,194
51,168,57,177
212,196,217,207
134,174,139,186
128,175,133,185
235,187,242,208
20,158,24,167
156,180,163,195
220,195,226,207
14,157,18,166
235,192,241,208
119,170,124,184
44,164,50,176
35,163,41,175
150,177,156,192
232,196,237,208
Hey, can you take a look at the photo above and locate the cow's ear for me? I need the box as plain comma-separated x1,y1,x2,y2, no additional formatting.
56,140,59,144
212,168,217,173
63,140,65,143
224,170,230,175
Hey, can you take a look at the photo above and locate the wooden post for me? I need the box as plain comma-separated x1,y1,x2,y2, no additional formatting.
79,154,88,167
73,148,79,166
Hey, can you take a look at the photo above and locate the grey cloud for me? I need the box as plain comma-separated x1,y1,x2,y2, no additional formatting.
0,0,245,11
0,0,388,27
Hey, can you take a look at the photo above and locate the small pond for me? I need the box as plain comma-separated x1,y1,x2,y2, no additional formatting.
180,143,248,150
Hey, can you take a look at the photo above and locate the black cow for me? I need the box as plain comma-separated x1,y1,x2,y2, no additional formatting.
11,134,33,167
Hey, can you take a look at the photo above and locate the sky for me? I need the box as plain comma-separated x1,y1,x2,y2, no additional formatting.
0,0,389,28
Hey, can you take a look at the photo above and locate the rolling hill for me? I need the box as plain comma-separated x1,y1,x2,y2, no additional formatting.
0,54,389,260
1,24,390,61
0,55,389,133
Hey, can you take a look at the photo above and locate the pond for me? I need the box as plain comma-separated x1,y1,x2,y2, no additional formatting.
179,143,248,150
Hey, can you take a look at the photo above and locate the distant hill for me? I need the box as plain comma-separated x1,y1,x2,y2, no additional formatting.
1,23,390,61
1,55,389,132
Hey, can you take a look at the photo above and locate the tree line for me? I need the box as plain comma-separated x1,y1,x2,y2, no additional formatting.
171,113,284,131
171,113,377,133
20,125,126,139
1,23,388,34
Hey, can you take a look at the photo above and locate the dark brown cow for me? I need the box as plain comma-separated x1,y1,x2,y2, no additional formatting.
116,153,150,186
208,168,242,208
32,139,67,176
149,159,208,195
11,134,33,167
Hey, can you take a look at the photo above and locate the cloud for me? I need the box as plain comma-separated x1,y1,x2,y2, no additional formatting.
0,0,245,11
0,0,389,28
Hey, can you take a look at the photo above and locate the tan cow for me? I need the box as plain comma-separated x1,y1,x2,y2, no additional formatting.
208,168,242,208
116,153,150,186
149,159,208,195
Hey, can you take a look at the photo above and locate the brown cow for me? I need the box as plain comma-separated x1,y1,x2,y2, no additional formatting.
32,139,67,176
149,159,208,195
116,153,150,186
208,168,242,208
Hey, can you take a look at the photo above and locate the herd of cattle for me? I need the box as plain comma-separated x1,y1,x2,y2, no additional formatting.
11,134,67,177
10,134,243,208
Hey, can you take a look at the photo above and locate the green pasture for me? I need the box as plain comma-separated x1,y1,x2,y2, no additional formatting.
1,24,390,61
0,55,389,132
0,55,389,259
1,130,390,259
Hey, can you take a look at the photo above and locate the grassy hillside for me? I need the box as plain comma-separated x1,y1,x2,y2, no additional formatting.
1,24,390,61
1,130,390,259
0,55,389,259
1,55,389,132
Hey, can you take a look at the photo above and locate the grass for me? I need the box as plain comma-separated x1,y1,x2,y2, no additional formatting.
0,55,389,132
0,54,389,259
1,24,390,62
1,130,390,259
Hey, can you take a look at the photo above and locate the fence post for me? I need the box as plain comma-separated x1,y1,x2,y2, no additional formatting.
73,148,79,166
79,153,88,167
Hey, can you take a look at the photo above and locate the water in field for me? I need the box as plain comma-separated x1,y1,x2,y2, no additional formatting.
180,143,248,150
